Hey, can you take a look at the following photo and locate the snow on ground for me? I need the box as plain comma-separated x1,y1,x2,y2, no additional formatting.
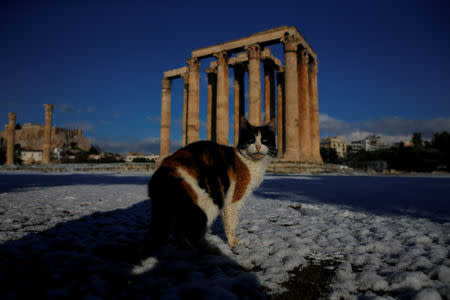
0,171,449,299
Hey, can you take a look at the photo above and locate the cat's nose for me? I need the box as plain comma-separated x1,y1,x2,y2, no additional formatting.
255,145,261,151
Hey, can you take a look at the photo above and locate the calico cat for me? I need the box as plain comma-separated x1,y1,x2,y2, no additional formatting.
147,117,276,251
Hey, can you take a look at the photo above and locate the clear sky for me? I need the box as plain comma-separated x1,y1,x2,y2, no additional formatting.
2,0,449,154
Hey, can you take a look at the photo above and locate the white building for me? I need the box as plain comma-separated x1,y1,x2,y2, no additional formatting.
350,135,387,152
21,149,43,164
320,137,348,158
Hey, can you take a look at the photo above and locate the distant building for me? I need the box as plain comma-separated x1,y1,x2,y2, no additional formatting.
320,137,347,158
350,135,387,152
125,153,159,163
21,148,43,164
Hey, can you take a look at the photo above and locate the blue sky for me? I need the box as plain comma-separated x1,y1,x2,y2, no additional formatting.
2,0,449,154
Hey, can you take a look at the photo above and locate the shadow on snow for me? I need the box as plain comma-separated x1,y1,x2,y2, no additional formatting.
0,198,268,299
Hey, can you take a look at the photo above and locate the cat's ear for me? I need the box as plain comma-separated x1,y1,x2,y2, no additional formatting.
240,116,251,130
265,118,276,131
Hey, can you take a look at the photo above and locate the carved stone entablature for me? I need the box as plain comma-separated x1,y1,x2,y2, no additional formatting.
245,43,261,60
186,57,200,72
281,34,300,53
214,51,229,65
161,77,172,91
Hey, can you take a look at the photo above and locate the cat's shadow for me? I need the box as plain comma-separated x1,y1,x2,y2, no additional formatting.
0,199,268,299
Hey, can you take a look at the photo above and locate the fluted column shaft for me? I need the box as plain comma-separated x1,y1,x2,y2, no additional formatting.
160,78,172,159
187,58,200,144
182,73,189,146
6,112,16,165
215,51,229,145
282,35,300,161
246,43,261,126
206,67,217,141
264,60,276,124
42,104,54,164
276,69,285,158
298,49,312,162
309,61,323,163
233,64,245,145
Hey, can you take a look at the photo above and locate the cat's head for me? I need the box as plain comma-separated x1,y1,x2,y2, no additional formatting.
237,117,277,160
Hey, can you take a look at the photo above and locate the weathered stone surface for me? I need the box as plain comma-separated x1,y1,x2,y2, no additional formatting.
309,61,323,164
160,26,322,167
6,112,16,165
192,26,316,61
215,51,229,145
0,123,91,152
186,57,200,144
159,78,171,159
282,34,300,161
42,104,54,164
298,50,312,162
246,43,262,126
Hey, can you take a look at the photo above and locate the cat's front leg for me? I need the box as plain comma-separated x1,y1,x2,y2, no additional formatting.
222,204,240,248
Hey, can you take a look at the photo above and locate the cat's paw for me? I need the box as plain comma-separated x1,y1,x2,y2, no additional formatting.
228,237,240,248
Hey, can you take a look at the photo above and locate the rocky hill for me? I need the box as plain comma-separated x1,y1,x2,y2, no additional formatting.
0,123,91,151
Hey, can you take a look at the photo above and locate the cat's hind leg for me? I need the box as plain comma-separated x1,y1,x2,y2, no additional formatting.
173,200,207,249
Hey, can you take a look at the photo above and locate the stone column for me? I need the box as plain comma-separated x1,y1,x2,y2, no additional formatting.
187,57,200,144
206,66,217,142
276,69,285,158
263,60,276,124
233,64,245,145
181,73,189,146
309,60,323,163
42,104,54,164
215,51,229,145
281,35,300,161
6,112,16,165
298,49,312,162
160,78,172,159
246,43,262,126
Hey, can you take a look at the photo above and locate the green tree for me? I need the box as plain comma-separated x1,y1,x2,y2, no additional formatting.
320,147,341,164
412,132,423,148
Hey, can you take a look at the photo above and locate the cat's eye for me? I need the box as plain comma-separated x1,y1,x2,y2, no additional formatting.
262,139,268,143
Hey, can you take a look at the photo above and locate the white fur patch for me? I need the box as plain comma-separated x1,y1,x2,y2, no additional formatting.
237,150,273,200
247,131,270,156
176,167,220,227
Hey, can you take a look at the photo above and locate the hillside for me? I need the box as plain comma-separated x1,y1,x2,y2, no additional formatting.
0,123,91,151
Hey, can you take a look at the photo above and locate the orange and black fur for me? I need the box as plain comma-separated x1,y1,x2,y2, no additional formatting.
147,117,276,251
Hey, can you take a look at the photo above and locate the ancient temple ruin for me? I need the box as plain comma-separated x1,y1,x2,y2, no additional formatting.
160,26,322,164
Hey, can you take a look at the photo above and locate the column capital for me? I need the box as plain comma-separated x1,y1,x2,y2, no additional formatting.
214,51,229,65
181,72,189,84
299,49,310,66
281,34,300,53
8,112,16,122
186,57,200,72
205,66,217,74
161,77,172,90
245,43,261,60
309,60,319,75
43,104,54,113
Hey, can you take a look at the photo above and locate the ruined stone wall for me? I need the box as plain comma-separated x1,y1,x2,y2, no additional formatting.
0,125,91,151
